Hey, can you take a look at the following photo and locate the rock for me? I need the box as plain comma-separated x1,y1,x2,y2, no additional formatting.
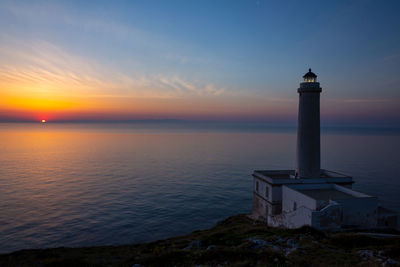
383,258,398,266
250,238,270,246
298,234,307,240
357,250,375,260
249,238,271,249
279,238,299,256
248,238,280,251
357,250,399,266
286,238,299,248
272,245,280,252
276,237,285,244
184,240,202,250
284,247,298,256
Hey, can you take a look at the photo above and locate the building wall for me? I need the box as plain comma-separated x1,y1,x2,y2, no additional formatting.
332,184,378,228
269,202,342,229
271,185,282,203
377,207,398,229
253,177,283,218
252,175,386,230
282,186,317,212
269,206,313,228
311,202,342,230
253,178,269,220
254,178,270,201
252,192,267,221
335,197,378,228
283,206,313,228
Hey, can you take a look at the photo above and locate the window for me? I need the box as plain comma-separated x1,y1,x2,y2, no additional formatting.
256,181,259,192
265,186,269,199
304,77,316,82
293,201,297,211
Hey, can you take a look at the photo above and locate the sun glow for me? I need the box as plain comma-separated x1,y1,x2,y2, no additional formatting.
41,119,46,123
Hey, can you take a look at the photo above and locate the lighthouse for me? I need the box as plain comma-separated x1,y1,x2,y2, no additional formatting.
251,69,397,229
296,69,322,179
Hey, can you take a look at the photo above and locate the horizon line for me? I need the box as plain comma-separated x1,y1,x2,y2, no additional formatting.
0,119,399,128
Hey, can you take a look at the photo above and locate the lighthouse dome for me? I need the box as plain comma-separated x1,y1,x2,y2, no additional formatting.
303,68,317,82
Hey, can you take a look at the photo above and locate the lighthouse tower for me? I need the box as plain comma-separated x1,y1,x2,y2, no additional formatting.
295,69,322,179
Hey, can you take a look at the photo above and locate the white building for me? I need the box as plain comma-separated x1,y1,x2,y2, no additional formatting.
252,69,398,230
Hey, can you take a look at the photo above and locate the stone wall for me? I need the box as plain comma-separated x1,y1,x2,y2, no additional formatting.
252,192,267,221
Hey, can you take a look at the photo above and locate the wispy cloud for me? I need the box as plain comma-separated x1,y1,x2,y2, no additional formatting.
0,37,225,100
4,1,214,67
341,98,393,103
156,75,225,97
383,52,400,62
1,1,225,101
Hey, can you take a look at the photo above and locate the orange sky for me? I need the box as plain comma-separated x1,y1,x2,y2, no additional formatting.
0,41,297,122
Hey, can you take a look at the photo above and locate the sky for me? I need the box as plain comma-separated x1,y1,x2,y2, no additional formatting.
0,0,399,125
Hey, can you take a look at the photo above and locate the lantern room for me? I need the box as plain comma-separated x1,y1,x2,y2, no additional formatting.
303,68,317,82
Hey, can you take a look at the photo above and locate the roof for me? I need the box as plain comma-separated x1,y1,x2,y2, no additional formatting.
297,189,356,201
303,68,317,78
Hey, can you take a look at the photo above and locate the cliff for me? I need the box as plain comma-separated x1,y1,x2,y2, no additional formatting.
1,214,399,266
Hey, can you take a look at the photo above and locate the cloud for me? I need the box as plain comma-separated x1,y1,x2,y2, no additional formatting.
155,75,225,97
341,98,393,103
383,52,400,62
3,1,214,67
0,37,226,100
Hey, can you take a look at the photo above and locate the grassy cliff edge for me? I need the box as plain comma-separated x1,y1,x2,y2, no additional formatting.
1,214,399,266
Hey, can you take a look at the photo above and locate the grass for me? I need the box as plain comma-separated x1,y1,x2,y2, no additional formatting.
1,214,399,266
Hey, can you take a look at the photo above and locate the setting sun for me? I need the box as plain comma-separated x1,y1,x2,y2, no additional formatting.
41,119,46,123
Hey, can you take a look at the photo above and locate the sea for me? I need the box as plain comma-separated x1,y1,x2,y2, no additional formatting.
0,122,399,254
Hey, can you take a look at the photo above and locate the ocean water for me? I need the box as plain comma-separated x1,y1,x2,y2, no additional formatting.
0,122,399,254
